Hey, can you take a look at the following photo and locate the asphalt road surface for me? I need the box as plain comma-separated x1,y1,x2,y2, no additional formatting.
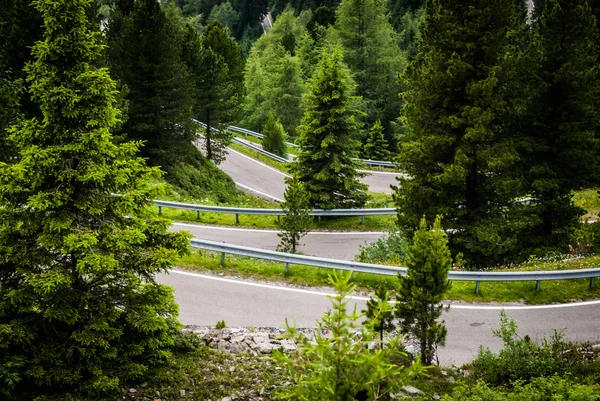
158,270,600,367
219,147,401,201
171,222,384,260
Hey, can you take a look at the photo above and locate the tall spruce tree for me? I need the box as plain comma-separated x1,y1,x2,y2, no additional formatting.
334,0,405,150
292,48,367,209
0,0,190,398
395,0,532,266
106,0,195,169
520,0,600,250
192,22,244,164
396,216,451,366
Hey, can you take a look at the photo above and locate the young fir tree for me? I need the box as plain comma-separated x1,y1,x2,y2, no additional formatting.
273,271,423,400
363,120,392,161
277,176,313,253
106,0,195,169
396,216,451,366
334,0,405,150
0,0,190,398
364,284,396,344
292,48,367,209
262,113,288,158
395,0,532,267
520,0,600,250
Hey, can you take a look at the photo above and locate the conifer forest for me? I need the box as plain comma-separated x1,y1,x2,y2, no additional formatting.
2,0,600,400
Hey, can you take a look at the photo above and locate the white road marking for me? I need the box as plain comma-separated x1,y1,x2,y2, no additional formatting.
168,269,600,311
172,222,384,235
358,169,405,176
234,182,284,202
227,147,290,178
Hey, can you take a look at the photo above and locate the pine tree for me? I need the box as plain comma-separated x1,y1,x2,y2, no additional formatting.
0,0,190,398
277,176,313,253
193,22,244,164
273,271,422,400
334,0,406,150
363,120,391,161
395,0,532,266
207,1,240,34
106,0,195,169
364,284,395,344
520,0,600,249
263,113,288,158
292,48,367,209
396,216,451,366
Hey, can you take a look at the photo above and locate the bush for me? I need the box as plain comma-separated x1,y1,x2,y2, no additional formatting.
444,376,599,401
356,229,410,265
470,311,600,386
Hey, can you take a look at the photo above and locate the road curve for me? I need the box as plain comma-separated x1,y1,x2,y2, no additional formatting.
158,270,600,367
219,147,401,200
170,222,384,260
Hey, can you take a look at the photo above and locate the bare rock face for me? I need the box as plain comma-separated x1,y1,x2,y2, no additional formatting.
185,326,324,355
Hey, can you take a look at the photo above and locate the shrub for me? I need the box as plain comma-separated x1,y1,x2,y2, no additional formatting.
356,229,410,265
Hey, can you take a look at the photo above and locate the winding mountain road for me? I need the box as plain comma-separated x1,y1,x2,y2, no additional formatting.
219,147,401,202
171,222,383,260
158,270,600,366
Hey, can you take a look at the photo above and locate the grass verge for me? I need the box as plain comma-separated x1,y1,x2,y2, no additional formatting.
176,251,600,304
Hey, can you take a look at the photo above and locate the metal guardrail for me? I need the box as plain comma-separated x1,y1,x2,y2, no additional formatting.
224,124,396,168
154,199,395,224
190,238,600,293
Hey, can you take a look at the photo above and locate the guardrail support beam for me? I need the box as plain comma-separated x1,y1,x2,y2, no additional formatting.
277,215,280,224
318,216,321,224
158,206,162,216
361,216,365,225
475,281,480,294
235,213,239,224
536,280,541,292
197,211,200,220
285,263,289,274
590,277,595,289
221,252,225,266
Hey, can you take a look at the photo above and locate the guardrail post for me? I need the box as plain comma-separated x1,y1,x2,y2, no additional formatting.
379,165,382,171
235,213,239,224
285,263,289,274
197,211,200,220
158,206,162,216
361,216,365,225
256,151,260,159
318,216,321,224
475,281,480,294
590,277,595,289
277,215,281,224
221,252,225,266
536,280,541,293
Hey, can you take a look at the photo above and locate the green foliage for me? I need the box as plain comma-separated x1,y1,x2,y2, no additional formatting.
445,376,599,401
363,120,391,160
470,311,600,387
272,271,423,400
207,1,240,33
262,113,288,157
107,0,195,169
292,48,367,209
364,284,396,344
519,0,600,250
356,229,410,265
189,21,243,164
0,74,22,163
215,320,227,329
277,176,313,253
164,147,241,204
395,0,533,267
396,216,451,366
0,0,191,398
334,0,406,150
240,8,306,137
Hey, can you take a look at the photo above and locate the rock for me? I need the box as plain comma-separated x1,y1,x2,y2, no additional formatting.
433,393,441,400
448,376,455,384
229,366,235,373
259,387,265,395
402,385,423,397
129,388,137,393
180,389,186,396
